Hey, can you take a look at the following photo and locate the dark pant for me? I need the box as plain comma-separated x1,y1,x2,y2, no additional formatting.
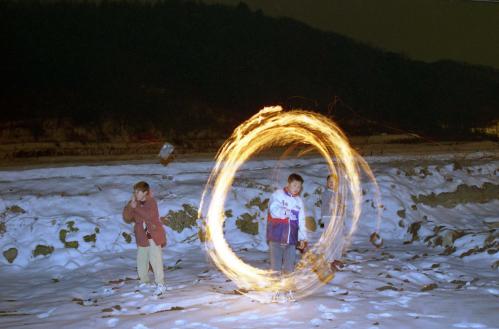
269,241,296,274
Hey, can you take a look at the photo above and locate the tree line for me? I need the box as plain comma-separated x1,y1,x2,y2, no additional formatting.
1,0,498,142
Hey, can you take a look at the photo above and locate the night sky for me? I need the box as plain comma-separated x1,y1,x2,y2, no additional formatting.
207,0,499,70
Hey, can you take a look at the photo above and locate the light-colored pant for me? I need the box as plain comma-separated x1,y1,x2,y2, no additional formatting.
269,241,296,274
137,239,164,285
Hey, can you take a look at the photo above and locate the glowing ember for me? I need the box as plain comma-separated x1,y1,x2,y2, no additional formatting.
199,106,380,302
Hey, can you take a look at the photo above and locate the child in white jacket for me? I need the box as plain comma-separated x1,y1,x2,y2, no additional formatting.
267,173,308,302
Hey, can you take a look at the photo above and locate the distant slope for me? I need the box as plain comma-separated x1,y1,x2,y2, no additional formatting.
207,0,499,71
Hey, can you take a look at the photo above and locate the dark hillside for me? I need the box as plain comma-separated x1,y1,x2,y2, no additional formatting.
1,0,498,142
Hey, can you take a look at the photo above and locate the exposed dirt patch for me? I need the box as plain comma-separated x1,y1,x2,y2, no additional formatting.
412,183,499,208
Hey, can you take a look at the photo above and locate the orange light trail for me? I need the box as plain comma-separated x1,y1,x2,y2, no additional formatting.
199,106,380,302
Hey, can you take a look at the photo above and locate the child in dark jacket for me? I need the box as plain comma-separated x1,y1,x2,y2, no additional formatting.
320,174,345,272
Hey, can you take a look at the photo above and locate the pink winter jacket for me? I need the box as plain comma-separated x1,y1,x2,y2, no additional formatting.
122,196,167,247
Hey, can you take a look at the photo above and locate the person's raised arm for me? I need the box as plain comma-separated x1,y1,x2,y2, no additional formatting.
123,194,137,224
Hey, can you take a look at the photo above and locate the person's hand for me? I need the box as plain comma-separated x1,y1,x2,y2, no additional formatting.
300,240,308,250
131,194,137,208
330,259,345,272
296,240,308,253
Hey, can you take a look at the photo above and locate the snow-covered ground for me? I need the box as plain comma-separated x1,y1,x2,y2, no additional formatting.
0,151,498,329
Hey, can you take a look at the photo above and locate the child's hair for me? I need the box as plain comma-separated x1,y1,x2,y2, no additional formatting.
327,174,338,185
288,173,304,184
133,181,150,192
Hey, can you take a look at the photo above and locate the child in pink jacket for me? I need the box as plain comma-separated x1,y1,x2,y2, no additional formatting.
123,181,167,295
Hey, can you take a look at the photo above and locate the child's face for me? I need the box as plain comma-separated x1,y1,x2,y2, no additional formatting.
327,177,335,189
134,189,148,202
287,180,302,195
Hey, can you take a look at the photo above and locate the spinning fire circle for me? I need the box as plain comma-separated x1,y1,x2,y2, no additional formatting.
199,106,379,302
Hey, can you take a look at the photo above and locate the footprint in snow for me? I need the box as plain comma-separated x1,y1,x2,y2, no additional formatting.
318,303,354,319
452,322,487,328
132,324,150,329
107,318,119,327
367,312,392,320
326,286,349,296
406,312,444,319
310,318,323,326
37,307,56,318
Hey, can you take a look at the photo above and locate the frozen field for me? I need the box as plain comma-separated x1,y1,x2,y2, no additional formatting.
0,150,498,329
